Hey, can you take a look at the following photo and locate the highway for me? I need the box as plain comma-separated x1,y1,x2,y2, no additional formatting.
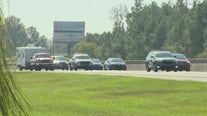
52,70,207,82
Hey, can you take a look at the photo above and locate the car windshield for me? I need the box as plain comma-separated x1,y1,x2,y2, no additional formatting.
76,55,90,59
155,52,173,58
175,54,186,60
36,54,50,58
111,58,124,62
93,59,101,63
56,56,66,61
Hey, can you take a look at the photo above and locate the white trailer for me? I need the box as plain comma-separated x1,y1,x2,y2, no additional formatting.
16,44,46,70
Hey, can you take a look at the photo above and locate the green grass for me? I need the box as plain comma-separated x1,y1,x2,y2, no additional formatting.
16,72,207,116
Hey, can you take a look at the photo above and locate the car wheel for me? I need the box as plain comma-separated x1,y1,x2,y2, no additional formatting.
69,64,73,71
173,67,177,72
19,66,23,71
186,67,190,72
108,66,111,70
35,66,39,71
74,66,77,71
153,64,158,72
104,65,107,70
146,63,151,72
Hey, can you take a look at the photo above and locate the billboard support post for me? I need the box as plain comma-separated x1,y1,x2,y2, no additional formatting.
68,42,70,57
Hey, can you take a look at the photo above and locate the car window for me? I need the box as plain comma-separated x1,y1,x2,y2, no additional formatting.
111,58,124,62
155,52,173,58
56,56,66,61
93,59,100,63
175,54,186,60
37,54,50,58
76,55,90,59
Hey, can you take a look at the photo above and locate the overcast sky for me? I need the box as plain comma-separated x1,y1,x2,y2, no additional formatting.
4,0,177,39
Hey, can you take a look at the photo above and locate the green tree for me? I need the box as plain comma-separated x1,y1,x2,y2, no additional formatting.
110,4,128,59
27,26,39,45
4,16,28,49
73,41,97,57
36,35,48,48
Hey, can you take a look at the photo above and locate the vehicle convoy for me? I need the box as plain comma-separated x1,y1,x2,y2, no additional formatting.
69,53,93,71
16,44,46,71
30,53,54,71
145,51,177,72
104,57,127,70
173,53,191,71
52,55,68,70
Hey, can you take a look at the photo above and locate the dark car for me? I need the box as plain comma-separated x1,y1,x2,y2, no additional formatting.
92,58,103,70
69,53,93,71
52,56,68,70
173,53,191,71
146,51,177,72
104,58,127,70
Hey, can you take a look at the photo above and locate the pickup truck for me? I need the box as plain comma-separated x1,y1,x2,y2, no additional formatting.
30,53,54,71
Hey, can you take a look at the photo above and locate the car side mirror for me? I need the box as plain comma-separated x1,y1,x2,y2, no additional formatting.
151,55,154,58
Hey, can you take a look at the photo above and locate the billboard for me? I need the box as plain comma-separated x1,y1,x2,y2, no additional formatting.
53,21,85,43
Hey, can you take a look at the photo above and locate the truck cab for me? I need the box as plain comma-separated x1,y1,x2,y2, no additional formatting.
30,53,54,71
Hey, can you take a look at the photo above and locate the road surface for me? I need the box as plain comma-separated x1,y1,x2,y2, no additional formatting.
55,70,207,82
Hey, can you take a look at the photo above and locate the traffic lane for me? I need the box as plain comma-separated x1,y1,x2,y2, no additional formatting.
66,71,207,82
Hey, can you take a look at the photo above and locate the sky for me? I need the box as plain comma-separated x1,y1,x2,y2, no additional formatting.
3,0,175,39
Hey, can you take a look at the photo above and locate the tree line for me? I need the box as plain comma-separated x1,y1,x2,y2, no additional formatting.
4,16,48,51
73,0,207,60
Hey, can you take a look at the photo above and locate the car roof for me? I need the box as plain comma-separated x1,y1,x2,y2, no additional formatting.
34,52,49,55
74,53,89,56
172,53,184,55
152,50,171,53
107,57,123,60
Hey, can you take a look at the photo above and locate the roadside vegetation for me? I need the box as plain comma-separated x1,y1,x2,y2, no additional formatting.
0,2,29,116
17,72,207,116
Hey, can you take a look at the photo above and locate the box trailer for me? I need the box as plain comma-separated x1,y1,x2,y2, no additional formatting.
16,44,46,70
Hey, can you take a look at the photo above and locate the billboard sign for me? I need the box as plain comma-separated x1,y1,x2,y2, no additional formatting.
53,21,85,43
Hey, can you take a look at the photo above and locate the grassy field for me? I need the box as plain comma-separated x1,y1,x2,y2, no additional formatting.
16,72,207,116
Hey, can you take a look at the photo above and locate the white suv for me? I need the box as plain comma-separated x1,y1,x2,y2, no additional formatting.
69,53,93,71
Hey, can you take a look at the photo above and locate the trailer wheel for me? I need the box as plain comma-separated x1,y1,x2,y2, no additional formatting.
18,66,23,71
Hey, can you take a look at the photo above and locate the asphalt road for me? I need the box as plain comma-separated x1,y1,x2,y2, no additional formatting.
61,70,207,82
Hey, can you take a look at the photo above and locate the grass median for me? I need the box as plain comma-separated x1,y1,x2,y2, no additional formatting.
16,72,207,116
